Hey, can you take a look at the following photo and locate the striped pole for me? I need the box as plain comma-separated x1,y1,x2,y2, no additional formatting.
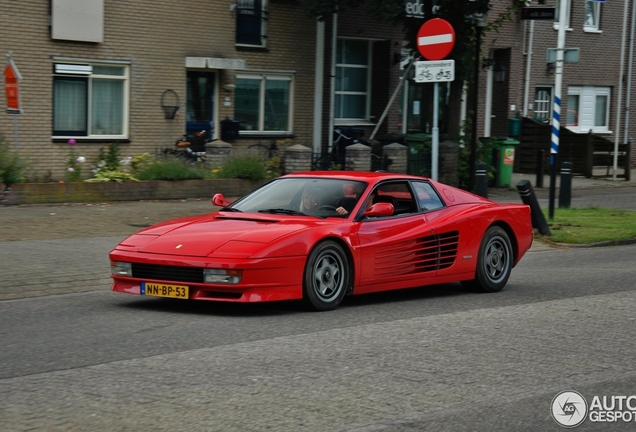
549,0,568,220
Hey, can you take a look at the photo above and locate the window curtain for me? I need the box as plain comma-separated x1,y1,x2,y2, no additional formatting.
54,79,87,133
235,78,260,130
92,79,124,135
264,79,289,131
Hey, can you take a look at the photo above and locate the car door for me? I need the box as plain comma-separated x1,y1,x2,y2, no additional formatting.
355,181,434,293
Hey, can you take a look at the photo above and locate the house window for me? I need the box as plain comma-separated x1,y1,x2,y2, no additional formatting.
335,39,372,121
585,0,601,31
566,86,610,132
534,86,553,123
235,74,292,133
554,0,571,29
53,63,129,138
236,0,267,46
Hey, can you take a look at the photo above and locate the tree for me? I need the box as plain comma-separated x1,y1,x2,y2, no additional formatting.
306,0,515,141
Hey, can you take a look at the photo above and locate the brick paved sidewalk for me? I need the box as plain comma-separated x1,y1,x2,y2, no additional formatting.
0,198,221,242
0,170,635,242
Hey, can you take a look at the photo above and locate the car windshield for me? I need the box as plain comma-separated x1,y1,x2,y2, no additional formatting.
229,178,368,217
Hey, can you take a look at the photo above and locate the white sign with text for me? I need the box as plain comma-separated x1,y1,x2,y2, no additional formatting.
414,60,455,83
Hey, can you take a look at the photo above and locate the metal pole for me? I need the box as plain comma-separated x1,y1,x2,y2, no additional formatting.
469,26,482,192
623,0,635,147
432,81,439,180
614,0,629,180
13,114,19,150
523,20,534,117
549,0,568,220
327,12,338,154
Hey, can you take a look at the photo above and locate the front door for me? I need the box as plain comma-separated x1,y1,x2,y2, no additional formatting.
186,71,215,143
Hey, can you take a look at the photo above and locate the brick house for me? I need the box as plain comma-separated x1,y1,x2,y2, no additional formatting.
0,0,405,180
474,0,636,171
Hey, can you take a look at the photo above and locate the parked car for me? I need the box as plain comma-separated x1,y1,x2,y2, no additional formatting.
109,171,533,311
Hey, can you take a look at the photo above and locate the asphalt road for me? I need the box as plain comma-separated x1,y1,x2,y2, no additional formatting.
2,243,636,431
1,182,635,431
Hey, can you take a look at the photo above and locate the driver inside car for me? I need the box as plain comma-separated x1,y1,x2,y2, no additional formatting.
300,188,321,212
336,190,376,216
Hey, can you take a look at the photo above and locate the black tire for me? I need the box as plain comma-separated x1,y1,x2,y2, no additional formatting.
462,226,513,293
303,241,349,311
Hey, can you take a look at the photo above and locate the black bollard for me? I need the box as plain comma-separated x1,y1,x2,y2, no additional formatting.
536,149,545,188
516,179,551,236
475,162,489,198
558,161,572,208
492,147,500,188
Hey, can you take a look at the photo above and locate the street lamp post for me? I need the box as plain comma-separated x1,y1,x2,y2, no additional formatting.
469,13,488,193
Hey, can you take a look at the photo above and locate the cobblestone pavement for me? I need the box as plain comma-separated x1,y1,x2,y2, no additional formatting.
0,173,634,301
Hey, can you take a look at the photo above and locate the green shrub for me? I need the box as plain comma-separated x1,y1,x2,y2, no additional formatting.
133,156,206,181
214,156,267,181
0,136,28,188
84,170,139,183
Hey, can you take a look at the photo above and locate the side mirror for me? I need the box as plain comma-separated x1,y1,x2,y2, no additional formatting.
212,193,233,207
363,202,394,217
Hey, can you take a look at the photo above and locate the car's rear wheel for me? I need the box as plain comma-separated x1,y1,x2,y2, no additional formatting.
462,226,512,293
303,241,349,311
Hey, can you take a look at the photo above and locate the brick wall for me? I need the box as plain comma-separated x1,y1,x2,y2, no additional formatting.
0,0,408,181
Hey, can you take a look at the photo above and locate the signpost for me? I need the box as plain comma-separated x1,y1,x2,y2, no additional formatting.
415,18,455,181
3,53,22,150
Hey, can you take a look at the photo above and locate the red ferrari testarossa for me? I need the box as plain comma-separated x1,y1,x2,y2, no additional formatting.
110,171,533,311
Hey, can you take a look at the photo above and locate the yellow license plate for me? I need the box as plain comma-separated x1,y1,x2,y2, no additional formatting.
142,282,189,299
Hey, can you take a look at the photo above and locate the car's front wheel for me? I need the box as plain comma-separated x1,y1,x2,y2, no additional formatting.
303,241,349,311
462,226,513,293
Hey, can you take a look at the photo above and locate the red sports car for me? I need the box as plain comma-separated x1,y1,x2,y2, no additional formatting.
110,172,533,311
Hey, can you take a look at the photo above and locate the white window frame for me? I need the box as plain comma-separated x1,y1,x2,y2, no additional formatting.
534,86,553,123
52,60,129,140
234,73,294,135
335,38,373,124
554,0,572,30
584,0,602,32
566,86,611,133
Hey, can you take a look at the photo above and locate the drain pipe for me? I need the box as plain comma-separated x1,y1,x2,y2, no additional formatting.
523,20,534,117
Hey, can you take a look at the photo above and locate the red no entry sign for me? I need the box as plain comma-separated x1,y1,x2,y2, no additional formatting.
417,18,455,61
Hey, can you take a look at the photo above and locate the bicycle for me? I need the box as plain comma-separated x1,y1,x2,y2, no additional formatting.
163,131,207,164
248,141,279,160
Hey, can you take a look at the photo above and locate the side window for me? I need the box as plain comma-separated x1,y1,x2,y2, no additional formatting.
412,181,445,211
533,87,552,123
374,181,417,215
235,74,292,133
584,0,601,32
53,63,129,139
235,0,267,47
335,39,371,121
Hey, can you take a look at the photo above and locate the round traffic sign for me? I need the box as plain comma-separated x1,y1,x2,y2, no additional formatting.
417,18,455,61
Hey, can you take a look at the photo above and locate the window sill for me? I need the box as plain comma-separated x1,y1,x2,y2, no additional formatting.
584,28,602,34
334,120,376,127
553,26,573,32
238,132,295,139
235,44,268,52
565,127,612,135
53,137,130,143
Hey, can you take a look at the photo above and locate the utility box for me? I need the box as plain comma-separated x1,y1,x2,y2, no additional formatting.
220,118,240,141
508,117,521,137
